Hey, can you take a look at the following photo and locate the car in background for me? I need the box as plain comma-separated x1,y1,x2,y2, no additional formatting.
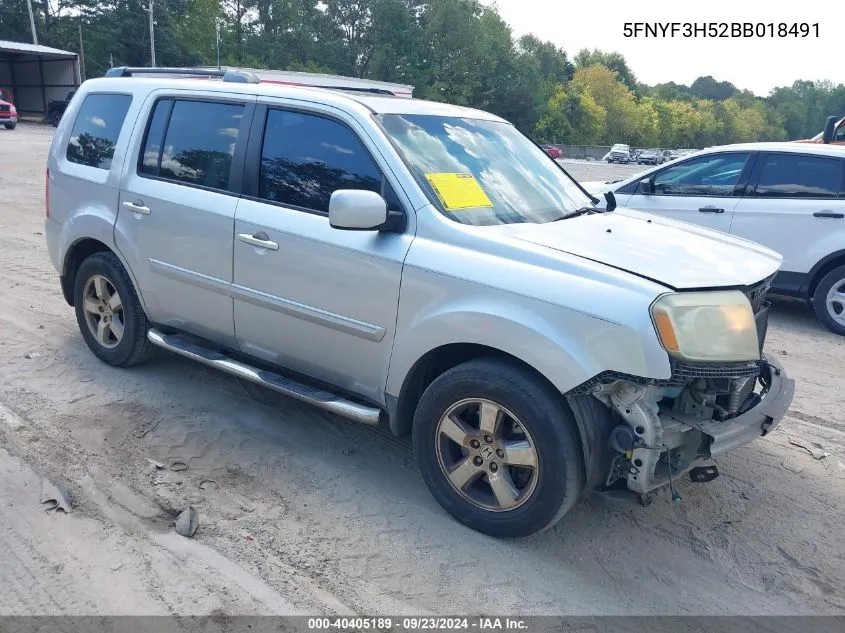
662,149,676,162
637,148,664,165
0,87,17,129
582,142,845,335
800,114,845,146
540,144,562,159
607,143,631,163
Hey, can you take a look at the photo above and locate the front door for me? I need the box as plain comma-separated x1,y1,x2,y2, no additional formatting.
232,104,413,404
620,151,752,233
116,93,254,348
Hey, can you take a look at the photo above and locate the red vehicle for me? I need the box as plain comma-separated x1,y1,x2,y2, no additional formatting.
0,87,17,130
540,144,563,159
798,115,845,145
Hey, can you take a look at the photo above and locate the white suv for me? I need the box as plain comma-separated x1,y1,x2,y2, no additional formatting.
584,143,845,334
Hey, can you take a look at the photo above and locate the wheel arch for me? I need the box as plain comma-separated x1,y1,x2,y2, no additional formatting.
60,237,148,317
808,249,845,300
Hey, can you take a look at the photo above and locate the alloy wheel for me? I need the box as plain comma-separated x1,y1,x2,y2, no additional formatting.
435,398,539,512
82,274,125,349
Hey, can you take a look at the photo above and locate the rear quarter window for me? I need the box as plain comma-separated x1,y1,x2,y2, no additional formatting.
66,93,132,170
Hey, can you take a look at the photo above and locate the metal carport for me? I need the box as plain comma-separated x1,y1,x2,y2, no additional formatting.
0,40,80,119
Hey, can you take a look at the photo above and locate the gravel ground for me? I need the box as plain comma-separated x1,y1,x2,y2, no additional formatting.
1,123,844,617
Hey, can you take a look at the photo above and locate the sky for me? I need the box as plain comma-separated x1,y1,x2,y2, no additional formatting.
485,0,838,96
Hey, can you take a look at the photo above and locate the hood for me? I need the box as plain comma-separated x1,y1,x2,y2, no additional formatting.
488,207,782,290
580,180,619,195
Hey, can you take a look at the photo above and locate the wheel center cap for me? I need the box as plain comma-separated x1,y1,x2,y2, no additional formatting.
479,445,495,461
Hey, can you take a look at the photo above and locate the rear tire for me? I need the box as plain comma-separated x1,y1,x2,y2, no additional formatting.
813,265,845,336
3,122,14,130
73,251,153,367
412,358,584,538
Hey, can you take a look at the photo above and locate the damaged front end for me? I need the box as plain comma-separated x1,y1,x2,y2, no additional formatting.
571,278,795,501
590,357,794,498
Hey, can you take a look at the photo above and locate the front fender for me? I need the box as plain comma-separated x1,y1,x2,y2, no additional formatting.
386,268,672,399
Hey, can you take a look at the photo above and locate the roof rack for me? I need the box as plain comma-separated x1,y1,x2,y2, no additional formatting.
104,66,260,84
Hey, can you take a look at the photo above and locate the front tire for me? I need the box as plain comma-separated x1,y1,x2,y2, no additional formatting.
412,358,584,538
73,251,153,367
813,265,845,335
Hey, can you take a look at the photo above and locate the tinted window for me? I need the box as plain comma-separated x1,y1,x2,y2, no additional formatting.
754,154,842,199
259,109,382,212
652,153,749,196
66,94,132,169
143,100,244,190
140,99,171,175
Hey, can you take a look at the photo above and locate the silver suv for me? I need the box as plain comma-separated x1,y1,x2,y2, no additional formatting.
45,68,794,537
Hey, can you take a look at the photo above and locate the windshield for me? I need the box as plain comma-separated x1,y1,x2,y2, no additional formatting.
376,114,592,225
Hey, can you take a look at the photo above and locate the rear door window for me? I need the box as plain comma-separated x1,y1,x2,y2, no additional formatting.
66,93,132,169
651,153,750,197
140,99,245,191
752,153,843,199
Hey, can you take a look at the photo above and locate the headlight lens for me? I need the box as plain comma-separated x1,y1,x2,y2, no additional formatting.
650,291,759,362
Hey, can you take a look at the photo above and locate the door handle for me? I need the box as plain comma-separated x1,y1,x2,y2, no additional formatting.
122,200,151,215
813,211,844,219
698,206,725,214
238,232,279,251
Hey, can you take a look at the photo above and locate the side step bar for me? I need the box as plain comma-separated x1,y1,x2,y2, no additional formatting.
146,328,381,426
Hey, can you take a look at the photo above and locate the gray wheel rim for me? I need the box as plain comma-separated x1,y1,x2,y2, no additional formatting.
826,277,845,327
435,398,539,512
82,274,125,349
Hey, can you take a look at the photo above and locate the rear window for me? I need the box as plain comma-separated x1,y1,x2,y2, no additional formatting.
754,153,843,198
66,93,132,170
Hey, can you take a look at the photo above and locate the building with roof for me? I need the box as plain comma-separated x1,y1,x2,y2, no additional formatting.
0,39,81,118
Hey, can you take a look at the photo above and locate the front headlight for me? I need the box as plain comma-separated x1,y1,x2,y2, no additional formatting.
650,291,759,363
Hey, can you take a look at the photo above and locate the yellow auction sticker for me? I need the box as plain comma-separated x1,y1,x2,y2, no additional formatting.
424,172,493,210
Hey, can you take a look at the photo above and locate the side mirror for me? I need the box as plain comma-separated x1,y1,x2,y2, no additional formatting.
329,190,389,231
638,177,653,195
822,116,837,144
604,190,617,212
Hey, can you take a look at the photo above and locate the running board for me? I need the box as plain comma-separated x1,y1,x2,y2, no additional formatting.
146,328,381,426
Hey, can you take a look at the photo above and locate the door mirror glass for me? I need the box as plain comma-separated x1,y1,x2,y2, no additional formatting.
329,190,388,231
638,177,653,195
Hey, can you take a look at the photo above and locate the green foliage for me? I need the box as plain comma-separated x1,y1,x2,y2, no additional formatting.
1,0,840,148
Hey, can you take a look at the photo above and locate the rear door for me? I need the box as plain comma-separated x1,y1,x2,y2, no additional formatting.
116,91,255,348
620,151,753,233
729,151,845,284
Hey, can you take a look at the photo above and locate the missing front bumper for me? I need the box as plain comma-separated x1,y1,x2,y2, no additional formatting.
697,358,794,456
600,357,794,496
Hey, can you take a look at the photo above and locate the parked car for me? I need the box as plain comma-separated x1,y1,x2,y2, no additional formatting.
636,149,664,165
540,144,562,159
46,90,76,127
662,149,676,162
46,69,794,538
799,114,845,146
582,142,845,335
607,143,632,163
0,87,17,129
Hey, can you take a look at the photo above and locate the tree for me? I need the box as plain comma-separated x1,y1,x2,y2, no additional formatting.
574,49,637,93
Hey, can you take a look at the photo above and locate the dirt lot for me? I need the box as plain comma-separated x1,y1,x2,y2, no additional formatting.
1,123,844,616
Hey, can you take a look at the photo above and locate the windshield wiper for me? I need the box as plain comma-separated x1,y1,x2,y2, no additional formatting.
554,206,600,221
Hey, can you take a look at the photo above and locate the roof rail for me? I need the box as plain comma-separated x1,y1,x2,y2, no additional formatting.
104,67,260,84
